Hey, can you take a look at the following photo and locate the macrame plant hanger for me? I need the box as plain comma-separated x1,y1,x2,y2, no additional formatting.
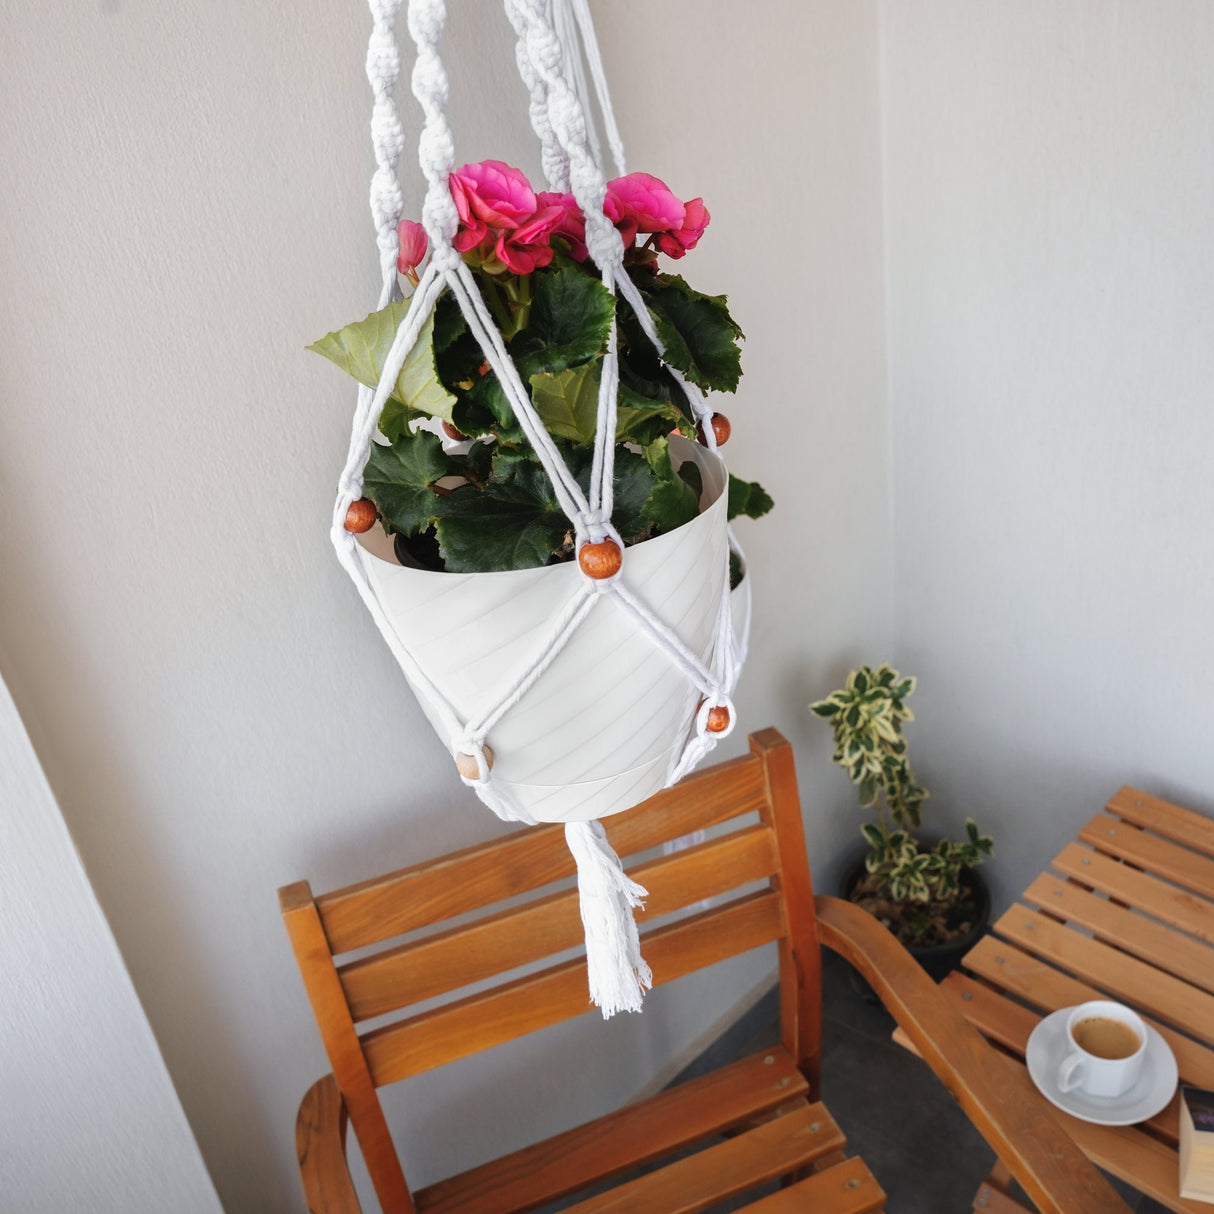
333,0,751,1017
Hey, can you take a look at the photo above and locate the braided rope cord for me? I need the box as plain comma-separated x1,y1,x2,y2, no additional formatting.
333,0,745,841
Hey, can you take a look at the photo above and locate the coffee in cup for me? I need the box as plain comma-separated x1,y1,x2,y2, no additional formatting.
1071,1014,1142,1061
1058,1000,1146,1098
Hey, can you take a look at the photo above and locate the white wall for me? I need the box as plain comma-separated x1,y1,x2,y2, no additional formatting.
0,674,222,1213
0,3,888,1209
881,0,1214,912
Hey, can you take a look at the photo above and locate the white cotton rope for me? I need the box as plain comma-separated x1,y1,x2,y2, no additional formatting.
333,0,751,1013
565,820,652,1016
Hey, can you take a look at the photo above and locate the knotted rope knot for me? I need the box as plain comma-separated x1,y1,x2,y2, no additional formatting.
366,33,401,82
370,106,405,153
406,0,444,45
338,473,364,506
575,511,622,547
585,219,623,271
427,243,461,272
421,193,460,247
522,11,565,74
366,0,402,23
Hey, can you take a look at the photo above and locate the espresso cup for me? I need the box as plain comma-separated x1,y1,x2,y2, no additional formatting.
1057,1001,1146,1098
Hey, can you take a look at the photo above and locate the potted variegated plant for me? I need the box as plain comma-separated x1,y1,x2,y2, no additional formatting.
809,664,993,972
312,161,770,582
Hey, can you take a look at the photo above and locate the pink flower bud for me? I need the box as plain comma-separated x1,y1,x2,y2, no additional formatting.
396,220,429,283
655,197,710,259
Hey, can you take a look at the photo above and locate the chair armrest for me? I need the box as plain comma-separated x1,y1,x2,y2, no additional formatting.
815,895,1132,1214
296,1075,363,1214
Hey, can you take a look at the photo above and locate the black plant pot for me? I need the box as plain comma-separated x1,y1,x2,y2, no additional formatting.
836,839,992,997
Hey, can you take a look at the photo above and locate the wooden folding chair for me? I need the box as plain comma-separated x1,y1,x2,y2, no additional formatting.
280,728,1133,1213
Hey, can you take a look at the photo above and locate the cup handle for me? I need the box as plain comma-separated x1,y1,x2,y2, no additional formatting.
1058,1051,1085,1093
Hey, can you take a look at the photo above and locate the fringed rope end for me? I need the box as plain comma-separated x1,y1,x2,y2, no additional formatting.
565,819,652,1018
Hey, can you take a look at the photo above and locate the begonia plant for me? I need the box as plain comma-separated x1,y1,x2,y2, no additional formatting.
312,161,771,575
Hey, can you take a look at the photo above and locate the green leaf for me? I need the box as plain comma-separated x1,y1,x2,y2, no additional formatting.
432,291,468,353
615,382,688,444
309,303,458,424
511,265,614,376
435,458,570,571
468,371,525,446
727,477,774,521
529,363,601,444
608,446,660,540
640,436,700,533
808,700,839,718
362,429,453,536
639,274,744,393
860,822,887,851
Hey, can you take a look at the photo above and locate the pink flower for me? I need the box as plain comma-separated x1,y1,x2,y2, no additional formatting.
655,197,710,259
604,172,685,244
495,204,564,274
536,190,588,261
396,219,429,283
449,160,537,253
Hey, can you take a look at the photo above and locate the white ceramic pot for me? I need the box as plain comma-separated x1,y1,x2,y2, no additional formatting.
355,434,735,822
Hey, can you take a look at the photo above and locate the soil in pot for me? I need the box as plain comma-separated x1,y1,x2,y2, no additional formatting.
839,844,992,992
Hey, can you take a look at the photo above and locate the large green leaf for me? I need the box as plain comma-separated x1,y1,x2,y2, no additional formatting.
727,475,774,521
510,265,614,376
529,364,601,444
639,274,744,393
641,437,700,533
361,429,453,536
435,458,570,571
530,364,687,448
309,303,457,425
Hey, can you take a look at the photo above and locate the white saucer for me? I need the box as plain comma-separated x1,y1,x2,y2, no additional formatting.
1026,1007,1178,1126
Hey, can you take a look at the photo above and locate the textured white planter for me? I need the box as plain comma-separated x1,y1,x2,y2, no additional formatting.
355,435,731,822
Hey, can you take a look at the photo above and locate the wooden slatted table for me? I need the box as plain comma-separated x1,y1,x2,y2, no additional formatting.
924,787,1214,1212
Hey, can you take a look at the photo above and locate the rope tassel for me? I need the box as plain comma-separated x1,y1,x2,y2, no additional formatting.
565,820,653,1017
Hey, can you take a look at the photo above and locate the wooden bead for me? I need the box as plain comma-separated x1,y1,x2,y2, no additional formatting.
344,499,377,533
698,413,731,446
578,539,622,579
441,420,468,441
456,745,494,779
705,704,731,733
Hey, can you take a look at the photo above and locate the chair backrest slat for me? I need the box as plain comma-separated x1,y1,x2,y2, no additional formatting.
360,888,786,1086
338,822,779,1022
315,753,768,954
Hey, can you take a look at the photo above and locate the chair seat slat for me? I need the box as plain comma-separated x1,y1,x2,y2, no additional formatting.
739,1156,885,1214
993,906,1214,1047
1107,787,1214,859
1023,873,1214,996
414,1046,808,1214
1050,843,1214,945
555,1102,845,1214
1079,815,1214,900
